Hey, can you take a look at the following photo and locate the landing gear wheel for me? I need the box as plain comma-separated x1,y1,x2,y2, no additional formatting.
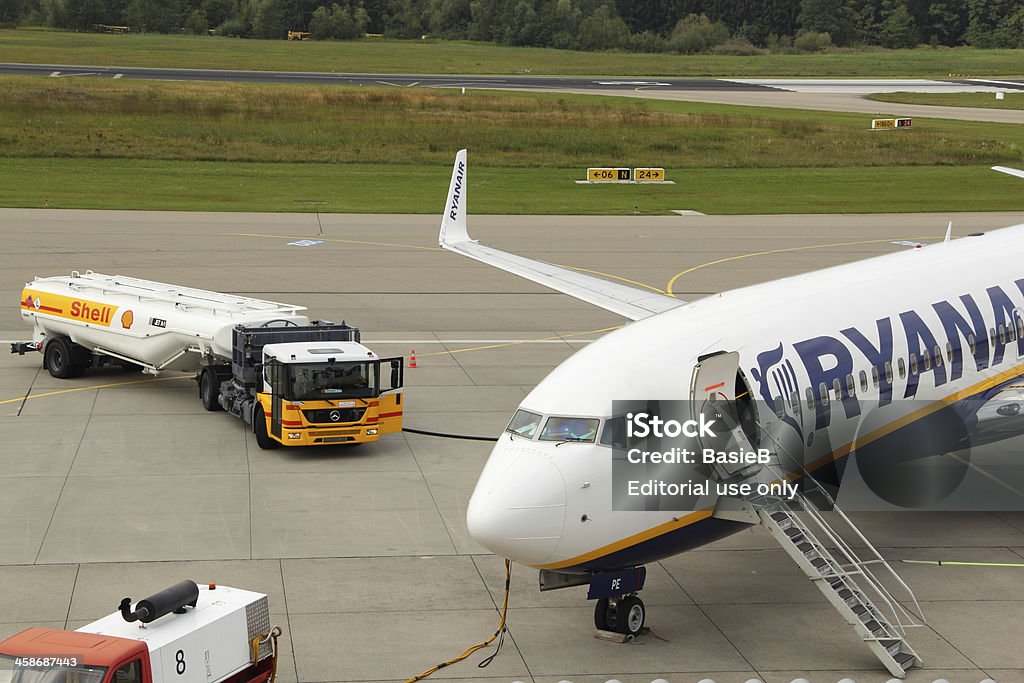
616,595,645,636
200,368,222,412
44,337,84,379
594,598,612,631
254,405,278,450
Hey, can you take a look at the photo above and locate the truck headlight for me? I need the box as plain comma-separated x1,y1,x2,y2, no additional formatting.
288,432,301,440
367,428,378,436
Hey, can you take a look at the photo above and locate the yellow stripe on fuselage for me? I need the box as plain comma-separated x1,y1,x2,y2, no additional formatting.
534,509,714,571
533,359,1024,571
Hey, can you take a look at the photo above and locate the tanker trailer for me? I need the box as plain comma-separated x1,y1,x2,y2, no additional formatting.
12,271,404,448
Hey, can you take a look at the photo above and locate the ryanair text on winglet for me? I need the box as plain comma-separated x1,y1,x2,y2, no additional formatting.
448,160,465,221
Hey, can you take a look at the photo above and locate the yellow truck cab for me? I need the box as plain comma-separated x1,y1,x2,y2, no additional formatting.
257,341,403,447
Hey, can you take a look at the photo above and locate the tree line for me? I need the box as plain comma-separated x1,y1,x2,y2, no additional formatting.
3,0,1022,51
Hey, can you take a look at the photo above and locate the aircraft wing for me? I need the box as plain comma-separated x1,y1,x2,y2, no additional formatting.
993,165,1024,180
438,150,686,321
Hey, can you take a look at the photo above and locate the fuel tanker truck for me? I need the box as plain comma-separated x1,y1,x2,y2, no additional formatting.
0,581,282,683
11,271,404,449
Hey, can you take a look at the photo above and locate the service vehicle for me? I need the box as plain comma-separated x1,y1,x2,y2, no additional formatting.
12,271,404,448
0,581,281,683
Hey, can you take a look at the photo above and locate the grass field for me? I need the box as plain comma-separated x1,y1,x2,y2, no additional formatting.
2,28,1024,78
3,78,1022,168
1,76,1021,214
4,158,1022,215
868,91,1024,110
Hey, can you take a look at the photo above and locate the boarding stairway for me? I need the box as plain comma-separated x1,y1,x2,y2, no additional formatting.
754,494,924,678
706,407,926,678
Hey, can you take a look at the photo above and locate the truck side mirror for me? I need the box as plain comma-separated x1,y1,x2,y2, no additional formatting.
391,359,400,387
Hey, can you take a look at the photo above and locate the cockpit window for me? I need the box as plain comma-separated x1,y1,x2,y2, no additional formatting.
506,409,542,437
539,416,599,443
600,416,626,448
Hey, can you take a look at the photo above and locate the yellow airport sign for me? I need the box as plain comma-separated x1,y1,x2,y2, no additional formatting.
587,168,631,182
872,118,896,129
634,168,666,182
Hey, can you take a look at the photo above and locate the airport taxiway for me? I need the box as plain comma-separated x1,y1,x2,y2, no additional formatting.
3,63,1023,123
2,209,1024,683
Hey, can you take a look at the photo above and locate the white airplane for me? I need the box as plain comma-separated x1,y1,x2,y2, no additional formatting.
441,150,1024,649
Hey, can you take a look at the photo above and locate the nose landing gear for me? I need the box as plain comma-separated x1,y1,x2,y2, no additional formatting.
594,594,646,636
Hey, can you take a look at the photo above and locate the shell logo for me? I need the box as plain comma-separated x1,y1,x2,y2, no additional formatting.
121,309,134,329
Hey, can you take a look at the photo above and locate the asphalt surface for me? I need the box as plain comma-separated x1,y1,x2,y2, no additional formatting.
4,62,1023,94
2,208,1024,682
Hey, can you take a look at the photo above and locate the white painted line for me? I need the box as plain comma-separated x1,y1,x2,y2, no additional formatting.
672,210,706,216
49,71,60,77
113,73,123,79
596,81,670,86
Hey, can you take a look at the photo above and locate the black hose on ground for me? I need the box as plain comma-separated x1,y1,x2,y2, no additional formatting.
401,427,498,442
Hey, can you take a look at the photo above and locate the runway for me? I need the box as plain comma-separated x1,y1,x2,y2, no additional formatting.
3,62,1023,123
2,208,1024,682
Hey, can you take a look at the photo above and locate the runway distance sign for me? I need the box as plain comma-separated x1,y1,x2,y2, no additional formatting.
587,168,631,182
634,168,666,182
872,118,912,130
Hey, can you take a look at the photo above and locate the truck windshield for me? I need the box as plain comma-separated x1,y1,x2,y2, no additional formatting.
287,362,377,400
0,655,107,683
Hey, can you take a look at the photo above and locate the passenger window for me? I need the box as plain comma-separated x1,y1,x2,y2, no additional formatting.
805,387,814,410
999,325,1006,345
990,328,997,347
968,334,976,355
910,354,918,374
1009,323,1017,342
791,391,801,411
818,382,828,407
946,342,953,363
1017,317,1024,339
859,370,868,393
774,396,786,419
846,374,856,396
871,366,880,387
933,345,943,367
833,378,843,399
114,660,141,683
600,416,626,448
923,351,931,371
896,359,904,380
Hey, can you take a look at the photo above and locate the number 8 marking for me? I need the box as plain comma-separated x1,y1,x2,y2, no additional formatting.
175,650,186,675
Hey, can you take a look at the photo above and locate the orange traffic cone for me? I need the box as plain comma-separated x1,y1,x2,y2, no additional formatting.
409,349,417,368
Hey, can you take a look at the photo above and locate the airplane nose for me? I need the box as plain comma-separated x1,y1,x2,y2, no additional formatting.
466,441,567,566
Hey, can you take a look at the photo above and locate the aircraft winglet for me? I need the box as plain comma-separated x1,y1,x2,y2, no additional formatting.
439,149,471,245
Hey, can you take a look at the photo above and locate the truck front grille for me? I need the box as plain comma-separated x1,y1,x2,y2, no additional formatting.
303,407,366,424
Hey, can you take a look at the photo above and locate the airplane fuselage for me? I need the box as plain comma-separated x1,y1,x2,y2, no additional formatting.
467,224,1024,573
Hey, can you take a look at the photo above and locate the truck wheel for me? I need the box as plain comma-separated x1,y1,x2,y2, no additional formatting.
200,368,223,412
44,337,82,379
254,405,278,450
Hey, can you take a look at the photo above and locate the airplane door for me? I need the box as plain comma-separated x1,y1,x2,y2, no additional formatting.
266,359,285,440
376,357,404,434
690,351,757,459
